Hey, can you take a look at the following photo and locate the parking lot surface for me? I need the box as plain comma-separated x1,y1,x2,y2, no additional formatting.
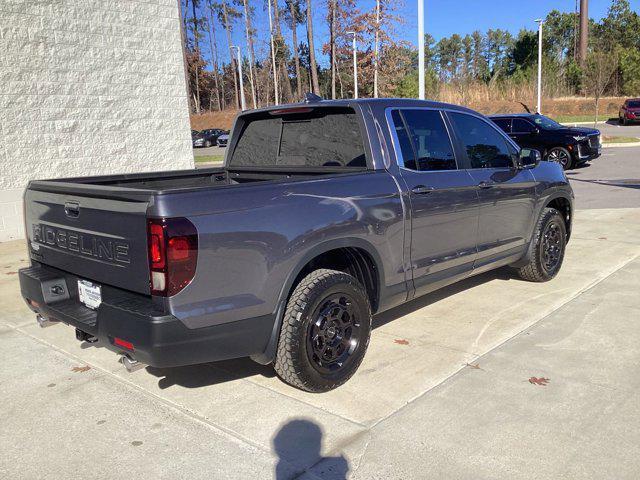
1,148,639,479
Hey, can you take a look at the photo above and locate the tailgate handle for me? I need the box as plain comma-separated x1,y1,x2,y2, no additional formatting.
64,201,80,218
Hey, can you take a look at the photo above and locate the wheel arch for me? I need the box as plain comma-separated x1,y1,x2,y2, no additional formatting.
251,238,384,365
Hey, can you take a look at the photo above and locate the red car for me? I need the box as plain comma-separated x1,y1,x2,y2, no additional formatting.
619,98,640,125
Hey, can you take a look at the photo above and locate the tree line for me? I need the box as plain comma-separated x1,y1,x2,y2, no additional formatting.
181,0,640,114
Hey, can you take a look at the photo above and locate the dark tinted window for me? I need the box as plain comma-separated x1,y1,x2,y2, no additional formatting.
392,109,456,171
449,112,514,169
391,110,418,170
628,101,640,108
230,107,366,168
512,118,536,133
492,118,511,133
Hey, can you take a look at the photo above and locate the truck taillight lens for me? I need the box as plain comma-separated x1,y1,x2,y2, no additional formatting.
147,218,198,297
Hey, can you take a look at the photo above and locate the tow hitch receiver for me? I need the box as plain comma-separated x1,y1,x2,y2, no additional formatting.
75,328,98,343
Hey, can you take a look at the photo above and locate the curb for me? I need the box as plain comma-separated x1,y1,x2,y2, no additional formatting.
602,142,640,148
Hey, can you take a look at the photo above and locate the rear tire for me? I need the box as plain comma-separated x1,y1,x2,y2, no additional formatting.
546,146,573,170
517,208,567,282
274,269,372,392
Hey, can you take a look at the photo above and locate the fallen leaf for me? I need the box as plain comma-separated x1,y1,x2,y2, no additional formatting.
394,339,409,345
598,237,607,240
71,366,91,373
465,363,483,370
5,272,17,275
528,377,550,386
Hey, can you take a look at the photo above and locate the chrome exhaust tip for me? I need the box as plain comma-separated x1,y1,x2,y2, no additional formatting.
120,355,145,373
36,314,57,328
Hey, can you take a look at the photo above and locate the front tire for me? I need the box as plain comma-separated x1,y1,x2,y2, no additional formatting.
546,147,573,170
274,269,372,392
517,208,567,282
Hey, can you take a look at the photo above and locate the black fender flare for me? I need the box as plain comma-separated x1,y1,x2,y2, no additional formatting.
250,237,385,365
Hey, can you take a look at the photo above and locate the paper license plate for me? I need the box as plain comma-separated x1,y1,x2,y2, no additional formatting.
78,280,102,310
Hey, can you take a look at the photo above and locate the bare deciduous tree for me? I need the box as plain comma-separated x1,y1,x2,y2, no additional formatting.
306,0,320,94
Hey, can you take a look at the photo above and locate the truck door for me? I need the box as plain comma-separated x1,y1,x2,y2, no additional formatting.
447,112,536,267
389,109,479,298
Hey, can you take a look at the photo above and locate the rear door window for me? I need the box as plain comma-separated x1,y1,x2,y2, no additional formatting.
230,107,366,168
449,112,514,169
512,118,536,133
391,109,457,171
492,118,512,133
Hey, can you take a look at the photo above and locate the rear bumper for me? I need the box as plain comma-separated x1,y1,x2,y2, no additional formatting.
19,264,274,368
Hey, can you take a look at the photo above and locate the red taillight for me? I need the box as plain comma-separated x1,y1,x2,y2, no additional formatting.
114,337,134,351
149,223,165,268
147,218,198,297
168,237,191,261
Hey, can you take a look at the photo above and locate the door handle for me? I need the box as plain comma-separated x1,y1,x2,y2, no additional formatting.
411,185,435,195
477,181,494,189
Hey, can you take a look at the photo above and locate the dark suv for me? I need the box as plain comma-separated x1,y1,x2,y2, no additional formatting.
619,99,640,125
490,113,601,170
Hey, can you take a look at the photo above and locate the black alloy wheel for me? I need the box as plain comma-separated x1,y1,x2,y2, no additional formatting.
541,221,563,274
306,293,362,375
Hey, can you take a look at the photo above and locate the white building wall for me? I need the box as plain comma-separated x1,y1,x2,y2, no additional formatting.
0,0,193,241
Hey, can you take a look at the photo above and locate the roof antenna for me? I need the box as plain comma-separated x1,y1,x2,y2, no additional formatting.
519,102,532,114
304,92,323,103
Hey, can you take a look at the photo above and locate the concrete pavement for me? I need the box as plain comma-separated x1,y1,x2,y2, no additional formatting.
568,146,640,209
1,150,640,479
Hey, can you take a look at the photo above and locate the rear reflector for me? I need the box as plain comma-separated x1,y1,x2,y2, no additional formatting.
147,218,198,297
114,337,134,351
28,299,41,309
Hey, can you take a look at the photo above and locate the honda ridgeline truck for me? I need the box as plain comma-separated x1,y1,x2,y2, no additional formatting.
19,98,573,392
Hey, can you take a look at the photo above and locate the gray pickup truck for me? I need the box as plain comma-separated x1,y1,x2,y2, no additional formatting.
19,98,573,392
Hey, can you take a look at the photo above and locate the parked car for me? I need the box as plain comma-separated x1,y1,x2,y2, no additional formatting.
489,113,601,170
619,98,640,125
193,128,226,148
19,98,573,392
191,129,200,139
216,132,229,147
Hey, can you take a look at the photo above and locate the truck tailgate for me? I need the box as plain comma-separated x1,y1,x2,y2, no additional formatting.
25,189,151,295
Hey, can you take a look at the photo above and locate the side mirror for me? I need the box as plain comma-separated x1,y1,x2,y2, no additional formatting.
519,148,541,169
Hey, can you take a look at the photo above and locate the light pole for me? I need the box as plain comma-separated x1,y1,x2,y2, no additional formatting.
231,46,246,111
267,0,279,105
346,31,358,99
418,0,425,99
535,18,544,114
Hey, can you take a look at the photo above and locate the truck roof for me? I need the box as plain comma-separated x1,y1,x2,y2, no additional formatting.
241,97,480,116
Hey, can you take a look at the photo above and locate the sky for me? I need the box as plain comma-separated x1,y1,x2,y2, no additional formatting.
198,0,640,68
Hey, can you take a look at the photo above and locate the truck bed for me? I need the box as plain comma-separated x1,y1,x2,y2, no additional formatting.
27,166,361,199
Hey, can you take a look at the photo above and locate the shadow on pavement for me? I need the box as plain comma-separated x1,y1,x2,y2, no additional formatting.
146,267,516,389
146,357,276,389
273,419,349,480
373,267,516,329
567,177,640,190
